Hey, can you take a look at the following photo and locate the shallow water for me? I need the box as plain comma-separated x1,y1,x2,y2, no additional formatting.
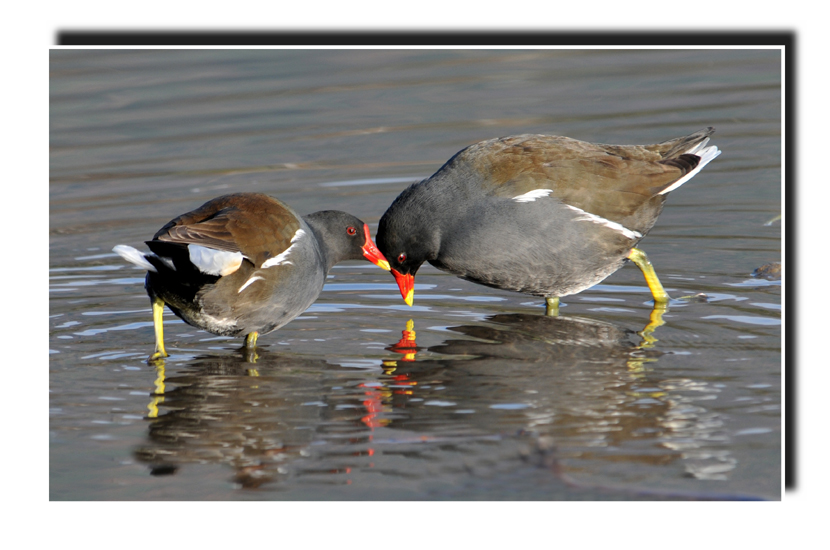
50,48,782,500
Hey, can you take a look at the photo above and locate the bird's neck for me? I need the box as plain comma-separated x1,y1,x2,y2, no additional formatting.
302,214,341,273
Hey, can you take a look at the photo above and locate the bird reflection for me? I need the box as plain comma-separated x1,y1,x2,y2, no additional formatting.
133,308,744,497
134,347,425,490
430,311,663,364
134,350,336,488
375,309,743,495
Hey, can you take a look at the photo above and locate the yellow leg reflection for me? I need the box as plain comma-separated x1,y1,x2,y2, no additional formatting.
638,305,667,348
148,296,169,363
147,362,166,418
626,305,668,372
545,296,560,317
627,248,670,304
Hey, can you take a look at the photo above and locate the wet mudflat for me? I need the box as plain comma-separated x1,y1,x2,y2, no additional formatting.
50,48,781,500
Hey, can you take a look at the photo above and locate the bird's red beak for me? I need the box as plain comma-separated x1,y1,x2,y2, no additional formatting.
361,224,390,271
391,269,415,306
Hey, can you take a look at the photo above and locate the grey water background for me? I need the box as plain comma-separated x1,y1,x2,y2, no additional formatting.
49,49,781,500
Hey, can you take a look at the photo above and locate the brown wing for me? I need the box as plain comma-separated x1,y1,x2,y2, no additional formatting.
151,193,302,265
443,130,711,223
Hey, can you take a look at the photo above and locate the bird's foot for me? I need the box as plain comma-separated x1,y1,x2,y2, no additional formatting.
545,297,560,317
147,349,168,364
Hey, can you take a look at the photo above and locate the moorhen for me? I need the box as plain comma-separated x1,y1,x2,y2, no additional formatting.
376,128,721,314
114,193,390,360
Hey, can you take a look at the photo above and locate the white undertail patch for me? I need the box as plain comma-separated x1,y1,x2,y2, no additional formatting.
512,189,554,202
262,228,305,268
113,245,157,272
238,275,264,293
158,256,176,271
565,205,642,240
659,143,722,196
201,312,238,330
188,245,244,276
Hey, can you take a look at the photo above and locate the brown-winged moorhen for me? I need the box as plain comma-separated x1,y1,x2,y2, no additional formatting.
376,128,721,314
114,193,390,360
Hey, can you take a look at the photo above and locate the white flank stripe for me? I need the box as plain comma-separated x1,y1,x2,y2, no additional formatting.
238,275,264,293
565,205,642,240
113,245,157,272
188,245,243,276
262,228,305,268
659,144,722,195
512,189,554,202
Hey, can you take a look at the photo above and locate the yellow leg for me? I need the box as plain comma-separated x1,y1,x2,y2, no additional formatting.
243,331,260,363
627,248,670,304
149,296,168,362
245,331,259,348
545,296,560,317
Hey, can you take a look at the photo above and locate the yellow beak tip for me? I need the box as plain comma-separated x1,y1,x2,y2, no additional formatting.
404,290,414,307
378,260,391,271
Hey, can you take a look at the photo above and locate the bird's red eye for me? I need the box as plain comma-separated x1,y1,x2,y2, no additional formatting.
397,253,406,263
346,226,357,235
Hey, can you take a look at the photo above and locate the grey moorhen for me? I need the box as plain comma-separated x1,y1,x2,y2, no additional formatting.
114,193,390,360
376,128,721,314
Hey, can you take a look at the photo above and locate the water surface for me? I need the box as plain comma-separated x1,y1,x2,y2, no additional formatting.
50,49,781,500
